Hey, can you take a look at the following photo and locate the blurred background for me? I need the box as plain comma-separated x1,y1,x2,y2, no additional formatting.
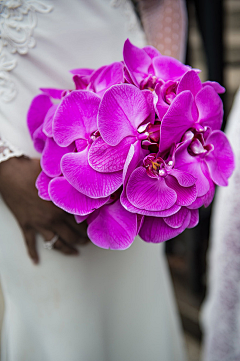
0,1,239,360
166,0,240,359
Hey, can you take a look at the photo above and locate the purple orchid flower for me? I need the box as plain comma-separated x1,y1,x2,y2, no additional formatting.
88,84,154,174
174,128,235,207
52,90,123,199
158,70,224,153
123,39,191,90
123,150,197,216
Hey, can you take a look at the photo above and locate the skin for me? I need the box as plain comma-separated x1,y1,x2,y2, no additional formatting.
0,156,89,264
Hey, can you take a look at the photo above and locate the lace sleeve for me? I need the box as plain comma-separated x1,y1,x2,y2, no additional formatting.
0,135,24,163
137,0,188,62
201,88,240,361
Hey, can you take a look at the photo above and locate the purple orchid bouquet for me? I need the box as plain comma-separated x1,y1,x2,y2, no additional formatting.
27,39,235,250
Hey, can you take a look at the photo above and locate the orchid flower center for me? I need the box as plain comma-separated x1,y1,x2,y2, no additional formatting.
143,154,172,179
164,83,177,105
140,74,159,91
188,129,214,157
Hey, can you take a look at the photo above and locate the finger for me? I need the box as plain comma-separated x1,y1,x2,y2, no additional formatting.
22,227,39,264
37,228,79,256
52,222,81,245
64,214,89,241
53,239,79,255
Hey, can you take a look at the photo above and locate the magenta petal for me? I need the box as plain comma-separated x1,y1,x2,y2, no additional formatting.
139,211,191,243
39,88,64,99
27,94,52,138
41,138,75,177
143,46,161,58
160,91,194,152
98,84,150,146
33,125,47,153
170,169,197,187
121,186,181,217
202,81,225,94
202,179,215,207
177,70,202,96
205,130,235,186
122,141,141,186
49,177,109,215
88,136,135,173
126,167,177,211
87,200,137,250
61,148,123,198
43,104,58,137
154,83,170,120
195,85,223,130
165,175,197,206
123,39,152,86
70,68,94,75
89,62,124,96
163,207,190,228
35,171,52,201
153,56,190,81
53,90,100,147
74,214,89,224
187,209,199,228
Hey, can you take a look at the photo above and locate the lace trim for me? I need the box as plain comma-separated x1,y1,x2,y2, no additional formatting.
0,136,24,163
0,0,53,102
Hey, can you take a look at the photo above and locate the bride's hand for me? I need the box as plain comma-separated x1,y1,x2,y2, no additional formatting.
0,156,89,264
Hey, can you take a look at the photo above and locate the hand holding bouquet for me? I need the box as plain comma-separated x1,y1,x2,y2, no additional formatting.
27,39,234,250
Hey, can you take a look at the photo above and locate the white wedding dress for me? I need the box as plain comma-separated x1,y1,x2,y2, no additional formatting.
0,1,186,360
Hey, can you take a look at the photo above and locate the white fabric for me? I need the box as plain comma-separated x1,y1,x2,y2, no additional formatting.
201,88,240,361
0,136,24,163
0,1,187,360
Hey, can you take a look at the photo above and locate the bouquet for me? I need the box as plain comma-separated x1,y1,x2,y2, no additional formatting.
27,39,235,250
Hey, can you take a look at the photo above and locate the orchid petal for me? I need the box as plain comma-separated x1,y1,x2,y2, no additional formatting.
175,140,210,197
69,68,94,75
88,136,135,173
121,187,181,216
74,214,89,224
139,211,191,243
98,84,150,146
89,62,124,96
143,46,161,58
163,207,190,228
53,90,100,147
87,200,137,250
202,81,225,94
27,94,52,138
188,209,199,228
122,141,142,187
41,138,75,177
61,147,123,198
205,130,235,186
195,85,223,130
39,88,64,99
177,70,202,96
165,175,197,206
43,104,58,137
154,83,170,120
49,177,109,215
159,91,194,152
126,167,177,211
123,39,152,86
32,125,47,153
153,56,190,81
35,171,52,201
